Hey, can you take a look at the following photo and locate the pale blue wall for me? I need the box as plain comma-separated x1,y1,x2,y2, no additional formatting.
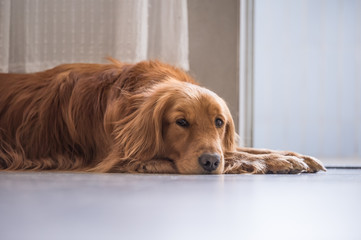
253,0,361,158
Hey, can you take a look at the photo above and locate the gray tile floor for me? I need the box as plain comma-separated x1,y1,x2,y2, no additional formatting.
1,169,361,240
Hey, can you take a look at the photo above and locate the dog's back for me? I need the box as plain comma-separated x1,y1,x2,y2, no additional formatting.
0,64,121,170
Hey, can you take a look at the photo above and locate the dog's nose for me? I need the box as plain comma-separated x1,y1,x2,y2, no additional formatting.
198,153,221,172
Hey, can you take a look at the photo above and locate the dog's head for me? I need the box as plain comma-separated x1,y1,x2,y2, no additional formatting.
156,80,235,174
107,61,235,174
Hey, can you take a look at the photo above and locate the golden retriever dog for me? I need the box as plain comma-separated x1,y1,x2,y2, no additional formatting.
0,59,326,174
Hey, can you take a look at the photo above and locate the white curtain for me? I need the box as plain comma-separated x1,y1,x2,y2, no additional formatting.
0,0,189,73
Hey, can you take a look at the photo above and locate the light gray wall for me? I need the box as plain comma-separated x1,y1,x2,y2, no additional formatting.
253,0,361,158
188,0,239,131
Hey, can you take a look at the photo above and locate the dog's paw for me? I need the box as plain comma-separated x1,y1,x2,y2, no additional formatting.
224,150,326,174
134,162,149,173
280,152,327,173
263,153,326,174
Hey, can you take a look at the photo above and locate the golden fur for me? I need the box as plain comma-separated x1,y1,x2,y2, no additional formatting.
0,59,325,174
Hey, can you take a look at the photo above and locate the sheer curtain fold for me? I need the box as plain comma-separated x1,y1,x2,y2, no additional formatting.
0,0,189,73
0,0,10,72
148,0,189,70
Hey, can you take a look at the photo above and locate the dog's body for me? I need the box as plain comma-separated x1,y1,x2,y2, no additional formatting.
0,60,325,174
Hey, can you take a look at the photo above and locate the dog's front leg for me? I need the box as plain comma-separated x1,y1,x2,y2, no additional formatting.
224,150,326,174
236,147,326,173
132,159,178,174
90,156,177,174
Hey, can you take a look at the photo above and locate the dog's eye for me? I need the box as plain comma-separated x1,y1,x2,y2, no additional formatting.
215,118,224,128
176,119,189,127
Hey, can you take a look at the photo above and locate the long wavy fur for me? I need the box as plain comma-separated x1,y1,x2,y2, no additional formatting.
0,60,200,172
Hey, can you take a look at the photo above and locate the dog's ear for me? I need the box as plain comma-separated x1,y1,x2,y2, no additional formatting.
223,105,236,152
110,88,170,162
